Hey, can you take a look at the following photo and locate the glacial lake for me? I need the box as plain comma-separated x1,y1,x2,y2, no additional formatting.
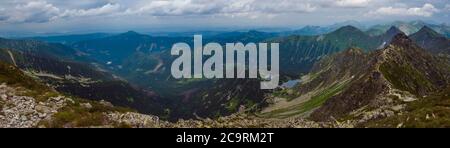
280,79,302,89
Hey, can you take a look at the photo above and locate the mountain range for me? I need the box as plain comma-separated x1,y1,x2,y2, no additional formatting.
24,33,112,45
0,38,166,116
366,21,450,38
411,26,450,56
312,34,449,121
0,21,449,127
262,34,449,127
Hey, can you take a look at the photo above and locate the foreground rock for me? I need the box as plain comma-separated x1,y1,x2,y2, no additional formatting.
0,82,359,128
0,84,69,128
106,112,161,128
0,82,425,128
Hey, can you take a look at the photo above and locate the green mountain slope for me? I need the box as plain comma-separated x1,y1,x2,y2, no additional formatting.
72,31,190,66
268,25,390,76
0,37,86,61
410,26,450,55
0,47,165,116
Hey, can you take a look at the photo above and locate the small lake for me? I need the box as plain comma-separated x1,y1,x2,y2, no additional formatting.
280,79,301,89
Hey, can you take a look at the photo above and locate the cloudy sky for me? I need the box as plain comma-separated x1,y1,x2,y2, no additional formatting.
0,0,449,35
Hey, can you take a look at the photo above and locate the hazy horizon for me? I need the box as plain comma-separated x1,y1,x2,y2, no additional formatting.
0,19,447,37
0,0,449,37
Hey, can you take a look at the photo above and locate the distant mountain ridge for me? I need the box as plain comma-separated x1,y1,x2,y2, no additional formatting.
282,20,367,36
72,31,190,66
24,33,112,45
267,25,404,76
0,37,82,60
366,21,450,38
410,26,450,55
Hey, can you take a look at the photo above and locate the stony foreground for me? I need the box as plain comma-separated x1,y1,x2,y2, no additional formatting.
0,84,68,128
0,83,349,128
1,82,439,128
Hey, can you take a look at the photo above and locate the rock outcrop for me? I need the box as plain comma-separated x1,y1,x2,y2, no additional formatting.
0,84,69,128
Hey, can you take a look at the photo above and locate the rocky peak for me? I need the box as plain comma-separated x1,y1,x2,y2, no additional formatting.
376,33,450,96
377,34,426,66
385,26,403,36
377,26,405,46
389,33,415,48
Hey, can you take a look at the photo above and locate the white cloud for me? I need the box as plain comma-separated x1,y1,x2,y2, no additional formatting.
0,0,121,23
334,0,371,8
368,3,440,17
125,0,223,16
60,3,121,18
1,0,313,22
251,0,317,13
7,1,61,23
0,0,448,27
221,0,316,18
0,8,8,21
124,0,316,18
